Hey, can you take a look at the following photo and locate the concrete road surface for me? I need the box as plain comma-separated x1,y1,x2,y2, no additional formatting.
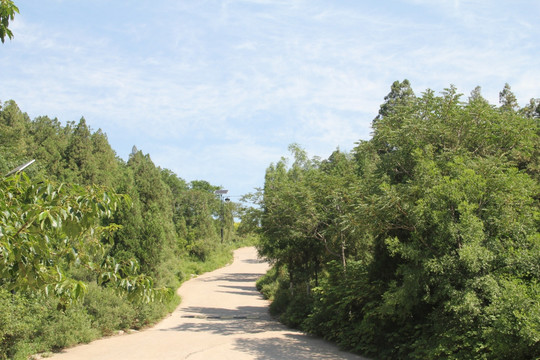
48,247,367,359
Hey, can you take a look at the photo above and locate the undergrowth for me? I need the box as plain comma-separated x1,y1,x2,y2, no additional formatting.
0,235,258,360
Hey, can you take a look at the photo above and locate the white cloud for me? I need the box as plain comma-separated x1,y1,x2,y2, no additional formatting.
1,0,539,196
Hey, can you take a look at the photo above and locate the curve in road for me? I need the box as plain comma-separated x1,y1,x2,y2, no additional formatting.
48,247,367,360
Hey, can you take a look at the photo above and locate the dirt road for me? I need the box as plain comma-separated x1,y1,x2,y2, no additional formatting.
48,247,366,359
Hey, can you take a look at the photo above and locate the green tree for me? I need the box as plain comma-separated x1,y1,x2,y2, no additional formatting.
63,118,96,184
259,82,540,359
237,190,263,236
111,151,177,281
521,98,540,119
160,168,189,244
0,0,18,43
90,129,120,188
374,79,416,123
354,84,539,358
27,116,67,181
259,145,325,298
315,149,369,271
0,100,31,173
499,83,518,111
0,172,159,304
176,180,221,260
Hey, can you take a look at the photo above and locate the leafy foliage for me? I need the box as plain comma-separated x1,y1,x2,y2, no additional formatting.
1,173,120,299
0,0,18,43
0,99,243,358
258,82,540,359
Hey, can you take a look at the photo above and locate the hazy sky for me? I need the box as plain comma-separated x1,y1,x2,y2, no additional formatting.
1,0,539,199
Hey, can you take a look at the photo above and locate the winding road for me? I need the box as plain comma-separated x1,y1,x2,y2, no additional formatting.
48,247,366,359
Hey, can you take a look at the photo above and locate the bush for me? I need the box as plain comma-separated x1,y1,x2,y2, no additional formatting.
256,265,283,300
83,283,137,335
131,294,180,329
187,238,215,261
255,265,313,327
0,289,43,360
0,231,251,358
40,304,100,350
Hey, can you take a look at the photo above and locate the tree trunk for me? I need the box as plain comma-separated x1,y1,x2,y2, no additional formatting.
340,231,347,275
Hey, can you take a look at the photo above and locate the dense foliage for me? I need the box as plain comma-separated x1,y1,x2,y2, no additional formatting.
257,82,539,359
0,0,18,43
0,100,242,359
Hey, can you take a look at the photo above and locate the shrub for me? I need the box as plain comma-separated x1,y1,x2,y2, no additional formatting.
0,289,42,359
40,304,100,350
83,283,137,335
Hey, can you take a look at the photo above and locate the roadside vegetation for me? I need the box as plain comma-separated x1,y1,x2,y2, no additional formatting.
0,99,257,359
256,81,539,359
4,3,537,359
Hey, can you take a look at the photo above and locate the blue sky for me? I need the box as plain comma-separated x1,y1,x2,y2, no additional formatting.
1,0,539,199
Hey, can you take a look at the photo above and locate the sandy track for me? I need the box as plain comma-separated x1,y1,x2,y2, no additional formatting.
48,247,366,359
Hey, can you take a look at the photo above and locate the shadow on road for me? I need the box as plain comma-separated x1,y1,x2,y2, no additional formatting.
180,305,271,318
242,258,266,264
205,272,264,282
233,333,366,360
159,305,366,359
159,306,281,336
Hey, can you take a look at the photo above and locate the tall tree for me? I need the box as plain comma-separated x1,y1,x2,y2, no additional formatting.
499,83,518,111
316,149,368,271
177,180,221,260
521,98,540,119
259,145,325,294
111,151,176,279
63,118,95,184
90,129,119,188
160,168,189,244
28,116,67,181
374,79,416,123
0,100,31,173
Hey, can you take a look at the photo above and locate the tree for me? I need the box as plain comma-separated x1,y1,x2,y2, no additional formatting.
362,85,539,358
90,129,120,188
63,118,96,185
0,0,18,43
160,168,188,243
176,180,222,260
316,149,368,271
0,172,160,304
259,145,325,297
111,151,176,279
237,190,263,236
521,98,540,119
28,116,67,182
499,83,518,111
374,79,415,123
0,99,233,356
259,82,540,359
0,100,31,173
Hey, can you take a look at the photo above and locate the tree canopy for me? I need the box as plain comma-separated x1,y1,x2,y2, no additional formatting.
0,99,239,358
257,81,540,359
